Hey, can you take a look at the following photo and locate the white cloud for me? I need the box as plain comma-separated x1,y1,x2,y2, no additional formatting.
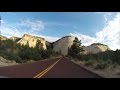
44,21,68,27
1,20,6,24
20,19,44,31
96,12,120,50
70,13,120,50
31,33,60,42
95,12,112,15
1,25,59,42
104,13,112,23
2,18,41,34
41,36,60,42
95,12,104,14
70,32,96,46
0,18,60,42
1,13,119,50
104,13,116,24
95,12,116,23
1,26,22,38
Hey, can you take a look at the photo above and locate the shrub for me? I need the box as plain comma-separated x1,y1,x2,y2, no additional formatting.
85,60,95,66
95,62,108,70
112,62,118,68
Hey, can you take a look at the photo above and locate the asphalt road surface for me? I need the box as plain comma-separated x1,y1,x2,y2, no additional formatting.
0,57,102,78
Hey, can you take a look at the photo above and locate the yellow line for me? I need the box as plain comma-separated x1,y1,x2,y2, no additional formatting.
34,59,60,78
37,60,59,78
33,59,60,78
33,63,55,78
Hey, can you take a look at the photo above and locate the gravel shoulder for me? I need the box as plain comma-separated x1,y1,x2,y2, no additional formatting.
0,56,61,67
0,56,18,67
71,59,120,78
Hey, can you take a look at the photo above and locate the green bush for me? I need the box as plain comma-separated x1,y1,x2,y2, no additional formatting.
85,60,96,66
95,62,109,70
112,62,118,68
0,39,60,63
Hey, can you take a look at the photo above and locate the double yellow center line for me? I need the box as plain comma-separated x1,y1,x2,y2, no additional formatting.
33,59,61,78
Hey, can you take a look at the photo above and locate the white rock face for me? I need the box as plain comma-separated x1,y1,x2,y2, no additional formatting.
0,56,17,67
46,41,51,47
53,36,75,56
17,34,47,49
1,34,111,55
0,35,7,40
10,36,21,42
82,43,111,54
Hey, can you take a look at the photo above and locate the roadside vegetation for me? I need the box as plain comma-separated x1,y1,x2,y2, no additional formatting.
68,37,120,70
0,39,60,63
82,50,120,70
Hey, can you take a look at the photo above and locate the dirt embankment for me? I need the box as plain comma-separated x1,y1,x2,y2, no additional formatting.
0,56,18,67
71,60,120,78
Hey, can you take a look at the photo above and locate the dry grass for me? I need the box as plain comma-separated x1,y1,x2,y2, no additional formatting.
0,56,18,67
71,60,120,78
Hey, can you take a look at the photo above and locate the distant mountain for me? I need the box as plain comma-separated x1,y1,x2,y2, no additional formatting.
52,36,75,55
0,35,7,40
52,36,111,55
17,34,47,50
82,43,111,54
45,41,51,47
0,34,111,55
9,36,21,42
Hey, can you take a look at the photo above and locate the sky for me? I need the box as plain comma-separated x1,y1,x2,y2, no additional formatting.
0,12,120,50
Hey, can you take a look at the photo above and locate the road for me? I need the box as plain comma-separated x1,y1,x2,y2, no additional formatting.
0,57,102,78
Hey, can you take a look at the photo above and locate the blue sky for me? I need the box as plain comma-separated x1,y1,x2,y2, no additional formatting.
0,12,120,50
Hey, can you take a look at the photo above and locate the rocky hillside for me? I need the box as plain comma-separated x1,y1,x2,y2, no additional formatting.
17,34,47,49
10,36,21,42
0,35,7,40
0,56,17,67
0,34,111,55
46,41,51,47
82,43,111,54
52,37,111,55
52,36,75,56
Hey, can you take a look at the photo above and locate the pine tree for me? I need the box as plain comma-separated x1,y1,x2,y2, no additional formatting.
68,37,84,58
36,39,43,50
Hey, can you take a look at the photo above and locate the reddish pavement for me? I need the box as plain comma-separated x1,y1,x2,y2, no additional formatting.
0,57,102,78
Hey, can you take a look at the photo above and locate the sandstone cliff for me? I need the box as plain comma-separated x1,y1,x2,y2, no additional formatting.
52,36,75,56
82,43,111,54
17,34,47,49
52,36,111,55
0,35,7,40
1,34,111,55
10,36,21,42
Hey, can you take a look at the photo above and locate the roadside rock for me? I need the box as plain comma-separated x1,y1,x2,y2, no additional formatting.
0,56,17,67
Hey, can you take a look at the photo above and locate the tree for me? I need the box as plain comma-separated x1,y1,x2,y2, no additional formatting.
112,49,120,64
35,39,43,50
68,37,84,58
